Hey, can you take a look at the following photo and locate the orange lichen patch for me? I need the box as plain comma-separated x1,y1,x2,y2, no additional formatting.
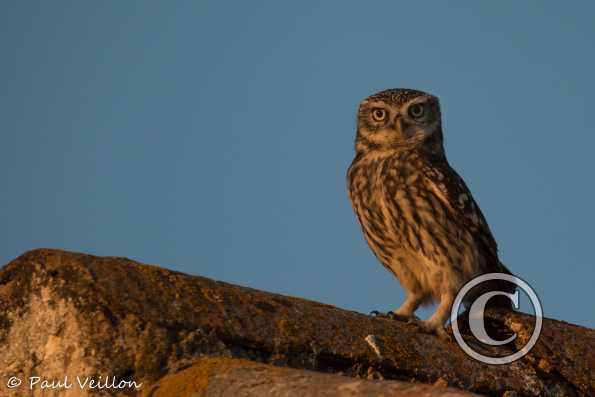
276,318,301,341
538,358,554,373
145,357,246,397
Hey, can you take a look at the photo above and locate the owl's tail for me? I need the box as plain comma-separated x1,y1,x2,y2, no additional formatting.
465,262,517,311
486,262,517,310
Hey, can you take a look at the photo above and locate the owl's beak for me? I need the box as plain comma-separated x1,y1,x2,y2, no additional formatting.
393,115,404,134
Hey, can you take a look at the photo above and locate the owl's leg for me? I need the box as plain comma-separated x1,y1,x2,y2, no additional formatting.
370,292,423,321
391,291,424,320
415,291,455,341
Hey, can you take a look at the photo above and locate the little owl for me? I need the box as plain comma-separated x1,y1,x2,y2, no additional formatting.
347,88,514,337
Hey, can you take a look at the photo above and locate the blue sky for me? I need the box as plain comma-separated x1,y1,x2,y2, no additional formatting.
1,1,593,328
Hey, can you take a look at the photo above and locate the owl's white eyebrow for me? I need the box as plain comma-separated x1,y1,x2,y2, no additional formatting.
362,101,388,108
405,97,432,106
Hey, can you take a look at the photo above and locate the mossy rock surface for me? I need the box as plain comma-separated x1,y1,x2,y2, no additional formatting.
0,249,592,396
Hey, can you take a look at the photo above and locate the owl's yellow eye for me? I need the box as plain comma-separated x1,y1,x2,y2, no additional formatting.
371,108,387,122
408,103,425,119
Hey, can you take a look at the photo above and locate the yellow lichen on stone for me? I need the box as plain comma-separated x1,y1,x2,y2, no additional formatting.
277,318,301,342
144,357,256,397
538,358,554,373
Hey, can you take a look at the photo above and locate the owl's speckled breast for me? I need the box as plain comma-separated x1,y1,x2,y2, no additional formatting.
348,152,422,264
348,150,477,298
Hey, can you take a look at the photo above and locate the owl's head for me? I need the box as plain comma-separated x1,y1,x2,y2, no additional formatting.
355,88,443,154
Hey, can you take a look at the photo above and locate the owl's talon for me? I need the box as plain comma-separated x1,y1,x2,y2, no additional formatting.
387,312,418,322
407,319,453,342
370,310,405,320
370,310,393,319
435,328,453,343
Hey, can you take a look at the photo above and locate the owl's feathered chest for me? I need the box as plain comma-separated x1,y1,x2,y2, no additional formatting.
348,146,501,285
348,150,467,265
348,153,427,248
348,152,425,213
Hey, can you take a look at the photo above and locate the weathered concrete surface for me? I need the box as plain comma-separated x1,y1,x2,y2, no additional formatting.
0,249,593,396
146,357,481,397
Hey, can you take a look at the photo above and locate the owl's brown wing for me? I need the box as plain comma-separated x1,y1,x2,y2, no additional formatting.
421,161,500,265
422,160,517,307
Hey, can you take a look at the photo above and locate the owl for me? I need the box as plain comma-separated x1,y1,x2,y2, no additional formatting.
347,88,514,337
